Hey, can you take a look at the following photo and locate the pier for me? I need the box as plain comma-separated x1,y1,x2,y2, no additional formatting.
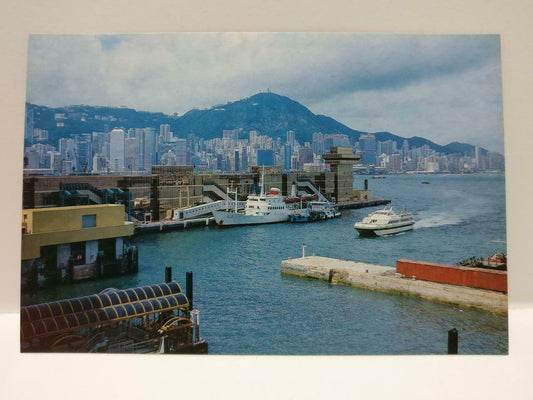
134,217,214,233
335,198,390,209
281,255,507,313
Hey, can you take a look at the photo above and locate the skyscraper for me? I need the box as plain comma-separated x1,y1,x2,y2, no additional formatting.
298,147,314,169
109,128,126,172
358,134,377,165
24,104,34,149
312,132,325,155
286,130,295,147
75,136,92,173
324,134,350,152
124,137,136,171
175,139,187,165
257,149,275,166
283,144,292,171
160,124,172,142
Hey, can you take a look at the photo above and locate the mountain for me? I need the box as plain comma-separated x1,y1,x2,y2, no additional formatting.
26,92,485,156
372,132,484,157
172,92,366,142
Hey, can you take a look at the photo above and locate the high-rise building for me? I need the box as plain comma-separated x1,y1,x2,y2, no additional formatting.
298,147,314,170
144,128,158,170
387,154,402,172
124,137,136,171
402,139,409,159
240,146,248,171
312,132,325,155
249,130,259,147
286,130,295,147
487,151,505,170
92,154,108,173
377,140,396,156
324,134,350,152
59,138,76,164
24,104,34,149
61,160,75,174
358,134,376,165
256,149,275,166
24,148,40,169
175,139,187,166
283,144,292,171
234,150,240,172
160,124,172,142
75,136,92,173
109,128,126,172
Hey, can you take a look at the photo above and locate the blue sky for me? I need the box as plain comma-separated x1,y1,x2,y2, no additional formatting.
26,33,504,152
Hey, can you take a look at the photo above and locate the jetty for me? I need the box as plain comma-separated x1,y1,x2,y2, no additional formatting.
281,255,507,313
335,198,390,209
134,217,214,233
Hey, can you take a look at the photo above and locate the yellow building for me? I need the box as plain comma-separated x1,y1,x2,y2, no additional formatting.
21,204,137,290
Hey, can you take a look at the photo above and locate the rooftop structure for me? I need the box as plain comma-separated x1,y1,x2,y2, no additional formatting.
322,147,361,202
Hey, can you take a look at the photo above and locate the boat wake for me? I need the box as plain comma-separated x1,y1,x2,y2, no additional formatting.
414,212,464,229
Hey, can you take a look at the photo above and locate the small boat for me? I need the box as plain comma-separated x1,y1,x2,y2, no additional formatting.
482,253,507,269
421,181,430,185
288,201,341,223
289,208,311,222
354,207,414,236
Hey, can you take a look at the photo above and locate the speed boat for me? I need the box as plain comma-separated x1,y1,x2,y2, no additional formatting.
354,207,414,237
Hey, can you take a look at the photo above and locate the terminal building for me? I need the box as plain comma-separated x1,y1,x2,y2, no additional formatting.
22,147,368,222
21,204,137,290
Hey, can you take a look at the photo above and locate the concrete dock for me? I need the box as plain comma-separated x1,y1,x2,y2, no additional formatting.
281,256,507,313
335,198,390,209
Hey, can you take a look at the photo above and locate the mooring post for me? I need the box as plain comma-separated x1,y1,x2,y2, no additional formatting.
186,271,193,310
165,266,172,283
448,328,458,354
302,243,306,258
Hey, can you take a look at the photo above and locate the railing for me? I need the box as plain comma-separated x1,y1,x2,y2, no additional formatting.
296,177,332,202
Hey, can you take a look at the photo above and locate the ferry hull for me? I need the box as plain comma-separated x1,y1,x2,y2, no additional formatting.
355,222,414,237
213,210,289,226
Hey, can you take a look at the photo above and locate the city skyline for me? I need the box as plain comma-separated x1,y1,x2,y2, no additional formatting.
26,33,504,153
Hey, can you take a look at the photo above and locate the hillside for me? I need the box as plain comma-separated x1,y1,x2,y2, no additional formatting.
27,92,484,156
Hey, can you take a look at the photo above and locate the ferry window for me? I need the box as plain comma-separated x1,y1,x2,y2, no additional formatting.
82,214,96,228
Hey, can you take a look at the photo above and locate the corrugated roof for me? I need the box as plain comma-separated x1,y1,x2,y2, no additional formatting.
21,281,189,341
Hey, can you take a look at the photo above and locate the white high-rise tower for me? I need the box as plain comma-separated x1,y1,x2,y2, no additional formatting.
109,128,126,172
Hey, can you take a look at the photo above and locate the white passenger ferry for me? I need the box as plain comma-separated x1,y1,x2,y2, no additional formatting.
354,207,414,236
212,170,290,226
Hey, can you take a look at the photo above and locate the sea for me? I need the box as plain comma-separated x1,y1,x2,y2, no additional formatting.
22,173,508,355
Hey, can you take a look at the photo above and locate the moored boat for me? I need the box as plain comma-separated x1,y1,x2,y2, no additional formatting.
288,201,341,223
354,207,414,236
212,170,290,226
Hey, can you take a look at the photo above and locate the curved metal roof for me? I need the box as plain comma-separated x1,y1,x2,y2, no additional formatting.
21,281,189,341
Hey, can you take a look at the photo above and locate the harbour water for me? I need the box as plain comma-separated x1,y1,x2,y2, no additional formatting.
22,173,508,354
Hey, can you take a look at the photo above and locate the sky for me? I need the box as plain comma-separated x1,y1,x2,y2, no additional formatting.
26,33,504,153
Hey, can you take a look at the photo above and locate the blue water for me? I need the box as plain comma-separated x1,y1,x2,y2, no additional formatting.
22,174,508,354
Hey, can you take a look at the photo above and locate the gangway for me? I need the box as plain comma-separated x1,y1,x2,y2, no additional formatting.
296,178,332,202
171,200,246,220
202,181,235,202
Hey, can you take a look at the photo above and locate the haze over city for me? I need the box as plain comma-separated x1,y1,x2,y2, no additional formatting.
27,33,504,153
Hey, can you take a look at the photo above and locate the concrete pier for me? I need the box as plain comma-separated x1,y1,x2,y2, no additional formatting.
335,198,391,209
281,256,507,313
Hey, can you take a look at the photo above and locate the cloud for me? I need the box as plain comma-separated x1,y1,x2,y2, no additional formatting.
26,33,504,151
